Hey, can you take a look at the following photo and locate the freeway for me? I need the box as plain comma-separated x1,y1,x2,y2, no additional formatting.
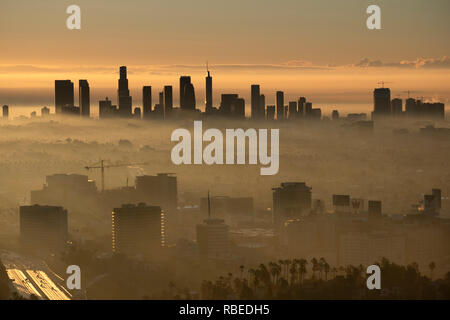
7,269,43,299
26,270,70,300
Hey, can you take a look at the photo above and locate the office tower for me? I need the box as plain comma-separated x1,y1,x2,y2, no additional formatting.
288,101,298,119
99,97,118,118
20,205,68,251
233,98,245,118
112,203,164,255
266,105,275,120
423,189,442,216
164,85,173,116
405,98,417,116
305,102,312,117
135,174,177,213
251,84,261,119
391,98,402,116
41,106,50,117
179,76,191,109
133,107,141,119
196,193,229,257
196,218,230,257
260,94,266,118
333,195,351,214
332,110,339,120
184,82,196,110
54,80,74,114
272,182,312,228
78,79,90,117
142,86,152,119
373,87,391,118
276,91,284,120
2,105,8,119
117,66,132,117
298,97,306,117
205,67,213,112
368,200,382,220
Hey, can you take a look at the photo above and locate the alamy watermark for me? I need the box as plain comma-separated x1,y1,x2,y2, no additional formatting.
171,121,279,176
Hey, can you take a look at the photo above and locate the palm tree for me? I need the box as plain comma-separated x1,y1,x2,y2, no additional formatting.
239,265,245,279
298,259,308,283
429,262,436,280
311,258,318,280
324,262,330,280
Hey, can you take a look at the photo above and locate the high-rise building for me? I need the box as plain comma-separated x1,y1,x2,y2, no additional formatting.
332,110,339,120
260,94,266,118
368,200,382,220
373,88,391,118
184,82,196,110
391,98,402,116
143,86,152,119
288,101,298,119
55,80,74,114
99,97,118,118
117,66,132,117
20,205,68,251
79,79,90,117
205,68,213,112
179,76,192,109
298,97,306,117
266,105,275,120
333,195,351,214
196,218,229,257
112,203,165,255
251,85,261,119
164,85,173,116
41,106,50,117
2,105,8,119
276,91,284,120
272,182,312,228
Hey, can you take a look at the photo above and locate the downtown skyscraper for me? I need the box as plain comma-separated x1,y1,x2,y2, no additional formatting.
117,66,132,117
205,66,213,113
79,79,90,117
54,80,74,114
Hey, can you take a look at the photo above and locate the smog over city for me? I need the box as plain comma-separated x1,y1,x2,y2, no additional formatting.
0,0,449,313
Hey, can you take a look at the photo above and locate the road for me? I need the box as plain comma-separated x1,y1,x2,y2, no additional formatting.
7,269,43,299
26,270,70,300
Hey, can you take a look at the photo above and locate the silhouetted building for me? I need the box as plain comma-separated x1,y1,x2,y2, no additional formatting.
332,110,339,120
99,97,118,118
55,80,74,114
391,98,402,116
20,205,68,251
112,203,164,255
164,85,173,116
424,189,442,216
298,97,306,117
288,101,297,119
197,218,229,258
276,91,284,120
373,87,391,118
200,196,253,217
266,105,275,120
260,94,265,118
333,195,351,214
117,66,132,117
41,106,50,117
2,105,8,119
135,174,177,214
272,182,312,228
251,85,261,119
79,79,90,117
180,76,196,110
205,68,213,112
143,86,152,119
368,200,382,220
133,107,141,119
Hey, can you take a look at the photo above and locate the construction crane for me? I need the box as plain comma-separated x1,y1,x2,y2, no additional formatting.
377,81,393,88
85,160,148,192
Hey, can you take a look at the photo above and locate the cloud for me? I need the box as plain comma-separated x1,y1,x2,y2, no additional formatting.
353,56,450,69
